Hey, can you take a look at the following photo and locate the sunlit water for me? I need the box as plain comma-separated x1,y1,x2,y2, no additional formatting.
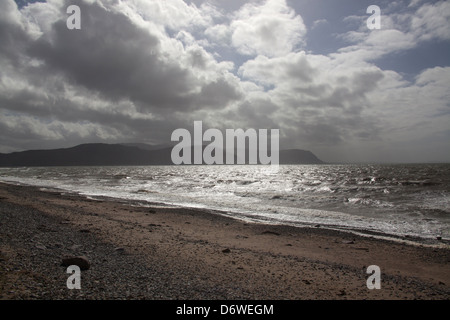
1,164,449,241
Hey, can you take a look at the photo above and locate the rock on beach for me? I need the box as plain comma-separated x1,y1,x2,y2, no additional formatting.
61,256,91,270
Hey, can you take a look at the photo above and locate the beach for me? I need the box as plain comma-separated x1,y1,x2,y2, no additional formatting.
0,182,449,300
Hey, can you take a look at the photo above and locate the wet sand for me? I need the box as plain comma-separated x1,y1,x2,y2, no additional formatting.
0,182,449,300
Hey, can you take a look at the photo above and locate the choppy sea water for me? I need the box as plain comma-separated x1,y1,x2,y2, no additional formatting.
1,164,449,242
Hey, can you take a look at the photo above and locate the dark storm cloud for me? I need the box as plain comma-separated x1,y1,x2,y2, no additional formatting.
27,0,240,113
280,110,382,147
197,78,242,107
0,0,246,153
236,98,279,129
0,1,31,65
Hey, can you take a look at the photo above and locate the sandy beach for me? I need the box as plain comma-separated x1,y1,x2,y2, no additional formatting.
0,182,449,300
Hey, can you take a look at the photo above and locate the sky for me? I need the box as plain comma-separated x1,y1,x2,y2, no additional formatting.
1,0,449,163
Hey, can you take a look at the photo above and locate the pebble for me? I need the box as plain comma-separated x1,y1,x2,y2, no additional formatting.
261,230,280,236
61,256,91,270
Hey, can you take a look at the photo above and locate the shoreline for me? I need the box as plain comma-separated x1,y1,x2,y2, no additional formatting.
3,180,448,248
0,182,449,299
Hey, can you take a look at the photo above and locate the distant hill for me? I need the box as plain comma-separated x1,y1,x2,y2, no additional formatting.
119,143,172,151
0,143,324,166
279,149,324,165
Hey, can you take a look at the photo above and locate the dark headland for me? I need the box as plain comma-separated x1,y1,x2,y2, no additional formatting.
0,143,324,167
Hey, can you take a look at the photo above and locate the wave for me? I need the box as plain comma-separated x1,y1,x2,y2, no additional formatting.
0,164,449,243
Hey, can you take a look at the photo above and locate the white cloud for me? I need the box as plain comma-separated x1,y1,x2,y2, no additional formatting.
410,0,450,41
408,0,424,8
204,23,232,46
229,0,306,57
238,51,315,87
311,19,328,30
337,1,450,65
120,0,214,31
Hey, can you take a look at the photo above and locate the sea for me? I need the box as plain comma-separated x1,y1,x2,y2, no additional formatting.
1,164,449,244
